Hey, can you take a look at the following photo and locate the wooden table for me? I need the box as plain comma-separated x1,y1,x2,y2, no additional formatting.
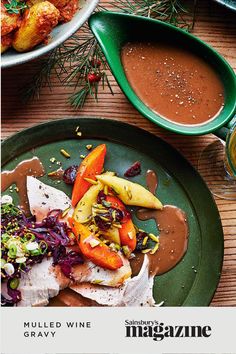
2,0,236,306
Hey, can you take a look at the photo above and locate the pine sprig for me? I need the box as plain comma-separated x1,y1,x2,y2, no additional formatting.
21,50,59,101
22,24,114,107
22,0,196,108
108,0,194,29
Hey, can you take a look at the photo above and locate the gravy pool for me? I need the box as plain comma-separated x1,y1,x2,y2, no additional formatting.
121,41,224,125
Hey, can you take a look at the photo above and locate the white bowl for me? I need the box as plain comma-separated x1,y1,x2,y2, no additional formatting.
1,0,99,68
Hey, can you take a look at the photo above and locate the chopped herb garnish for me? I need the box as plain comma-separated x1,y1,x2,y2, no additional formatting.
9,278,20,290
101,200,111,208
4,0,28,14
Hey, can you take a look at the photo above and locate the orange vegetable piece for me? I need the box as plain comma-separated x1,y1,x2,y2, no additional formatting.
106,195,137,251
106,195,125,211
119,219,136,252
68,218,123,270
71,144,106,207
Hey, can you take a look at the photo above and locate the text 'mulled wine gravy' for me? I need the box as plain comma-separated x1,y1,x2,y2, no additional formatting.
121,42,224,125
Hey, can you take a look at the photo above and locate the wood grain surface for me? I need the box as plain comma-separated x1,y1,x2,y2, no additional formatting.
1,0,236,306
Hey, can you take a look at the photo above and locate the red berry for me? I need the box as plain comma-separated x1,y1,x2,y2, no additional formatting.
90,58,102,67
87,73,101,84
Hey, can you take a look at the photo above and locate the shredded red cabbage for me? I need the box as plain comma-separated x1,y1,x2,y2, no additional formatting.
1,294,15,307
52,245,83,279
1,203,84,306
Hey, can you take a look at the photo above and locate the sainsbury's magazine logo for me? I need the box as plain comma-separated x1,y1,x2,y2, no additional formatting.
125,320,211,341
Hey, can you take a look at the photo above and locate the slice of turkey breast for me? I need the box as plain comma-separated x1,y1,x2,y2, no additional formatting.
1,253,131,307
27,176,73,222
70,255,156,307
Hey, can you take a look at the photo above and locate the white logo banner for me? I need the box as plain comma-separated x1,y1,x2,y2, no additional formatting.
1,307,236,354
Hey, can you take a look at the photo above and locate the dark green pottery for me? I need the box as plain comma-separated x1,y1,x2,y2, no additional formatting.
89,12,236,137
1,118,224,306
214,0,236,11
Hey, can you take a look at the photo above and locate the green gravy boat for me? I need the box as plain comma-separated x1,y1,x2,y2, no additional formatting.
89,11,236,138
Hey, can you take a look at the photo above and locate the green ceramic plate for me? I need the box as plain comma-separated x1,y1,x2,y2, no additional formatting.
1,118,224,306
214,0,236,11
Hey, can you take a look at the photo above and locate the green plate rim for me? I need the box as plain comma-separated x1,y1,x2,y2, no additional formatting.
1,117,224,306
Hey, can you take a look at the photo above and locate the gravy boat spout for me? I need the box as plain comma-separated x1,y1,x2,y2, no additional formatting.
89,11,236,137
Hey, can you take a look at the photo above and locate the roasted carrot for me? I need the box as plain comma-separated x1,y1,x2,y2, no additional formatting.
106,195,137,251
71,144,106,206
69,218,123,270
106,195,125,212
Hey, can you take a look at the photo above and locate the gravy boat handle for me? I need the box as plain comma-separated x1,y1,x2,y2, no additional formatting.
214,116,236,140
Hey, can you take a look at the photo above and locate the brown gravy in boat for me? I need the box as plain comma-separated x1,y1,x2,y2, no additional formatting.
122,42,224,125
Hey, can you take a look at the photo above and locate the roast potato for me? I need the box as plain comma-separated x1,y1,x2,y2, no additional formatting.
51,0,73,9
27,0,71,9
59,0,78,23
12,1,60,52
96,174,163,210
1,33,13,53
1,0,21,36
27,0,78,22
